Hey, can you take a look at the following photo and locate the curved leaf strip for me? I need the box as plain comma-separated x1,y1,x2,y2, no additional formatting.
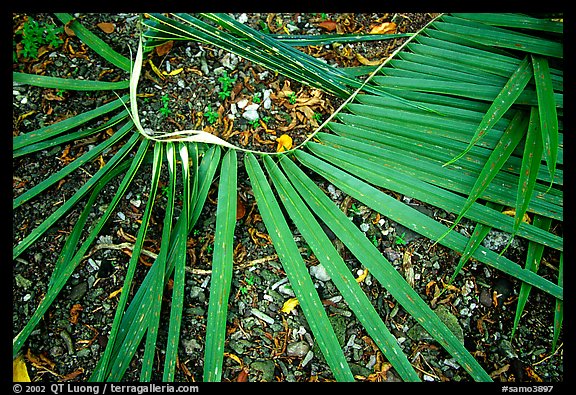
203,149,237,382
435,15,563,58
163,144,192,381
285,152,492,381
444,56,533,167
266,155,419,381
438,110,529,244
269,32,412,46
245,153,354,382
13,109,129,158
14,120,132,209
552,253,563,352
452,13,564,33
514,107,545,235
312,134,561,251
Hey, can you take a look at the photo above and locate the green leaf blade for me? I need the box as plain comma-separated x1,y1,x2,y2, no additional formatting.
245,153,354,382
203,149,237,382
444,56,533,166
531,54,559,183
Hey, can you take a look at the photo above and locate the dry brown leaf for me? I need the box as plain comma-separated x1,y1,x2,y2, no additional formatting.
64,22,76,36
43,91,65,101
26,349,55,371
155,40,174,57
369,21,396,34
236,367,249,382
61,368,84,381
69,303,83,324
97,22,115,34
236,194,246,220
318,20,338,31
356,53,384,66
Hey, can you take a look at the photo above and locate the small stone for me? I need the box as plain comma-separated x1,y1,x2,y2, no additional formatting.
189,286,205,302
15,274,32,289
236,98,249,109
69,282,88,301
242,110,259,122
262,89,273,109
182,338,202,354
310,264,331,282
286,341,310,358
277,283,295,297
250,360,275,382
493,277,514,302
237,13,248,24
251,308,275,325
221,52,238,70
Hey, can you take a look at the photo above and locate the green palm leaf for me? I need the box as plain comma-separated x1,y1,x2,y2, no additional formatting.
245,153,355,382
264,155,420,381
203,149,237,382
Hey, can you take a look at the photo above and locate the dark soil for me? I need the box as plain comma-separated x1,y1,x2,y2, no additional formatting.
12,13,563,384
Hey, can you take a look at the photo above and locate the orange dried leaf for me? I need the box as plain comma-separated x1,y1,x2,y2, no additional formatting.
97,22,115,34
369,22,396,34
155,40,174,57
64,22,76,37
236,194,246,220
276,134,293,152
236,367,249,382
61,368,84,381
318,20,338,31
69,303,83,324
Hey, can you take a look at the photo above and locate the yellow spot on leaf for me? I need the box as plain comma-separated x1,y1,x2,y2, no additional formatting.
280,297,300,313
13,355,31,382
276,134,293,152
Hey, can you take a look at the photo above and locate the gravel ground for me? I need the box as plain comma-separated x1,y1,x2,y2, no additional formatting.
13,13,563,384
